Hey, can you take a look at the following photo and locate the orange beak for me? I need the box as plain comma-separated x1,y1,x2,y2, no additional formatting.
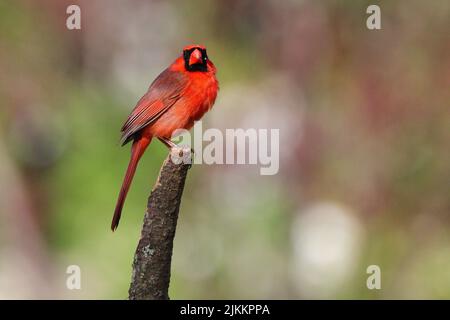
189,49,203,66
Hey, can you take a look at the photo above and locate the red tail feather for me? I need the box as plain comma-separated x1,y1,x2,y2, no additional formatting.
111,137,151,231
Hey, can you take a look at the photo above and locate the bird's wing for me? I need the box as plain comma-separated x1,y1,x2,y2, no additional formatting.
120,69,187,145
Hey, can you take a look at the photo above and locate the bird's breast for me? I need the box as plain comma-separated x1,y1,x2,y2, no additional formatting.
149,72,218,138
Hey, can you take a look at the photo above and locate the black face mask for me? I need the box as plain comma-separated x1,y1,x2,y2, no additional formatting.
183,48,208,72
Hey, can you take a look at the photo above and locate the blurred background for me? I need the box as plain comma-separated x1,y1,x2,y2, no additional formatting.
0,0,449,299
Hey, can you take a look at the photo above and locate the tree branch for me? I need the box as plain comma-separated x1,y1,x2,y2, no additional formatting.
128,147,192,300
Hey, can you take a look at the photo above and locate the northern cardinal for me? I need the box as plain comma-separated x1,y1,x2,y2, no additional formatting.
111,45,218,231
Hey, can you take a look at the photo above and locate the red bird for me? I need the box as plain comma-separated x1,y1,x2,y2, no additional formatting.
111,45,218,231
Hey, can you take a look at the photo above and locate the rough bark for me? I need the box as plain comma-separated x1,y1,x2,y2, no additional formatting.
128,147,192,300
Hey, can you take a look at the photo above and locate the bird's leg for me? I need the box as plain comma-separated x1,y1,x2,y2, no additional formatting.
158,137,178,150
158,137,194,164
